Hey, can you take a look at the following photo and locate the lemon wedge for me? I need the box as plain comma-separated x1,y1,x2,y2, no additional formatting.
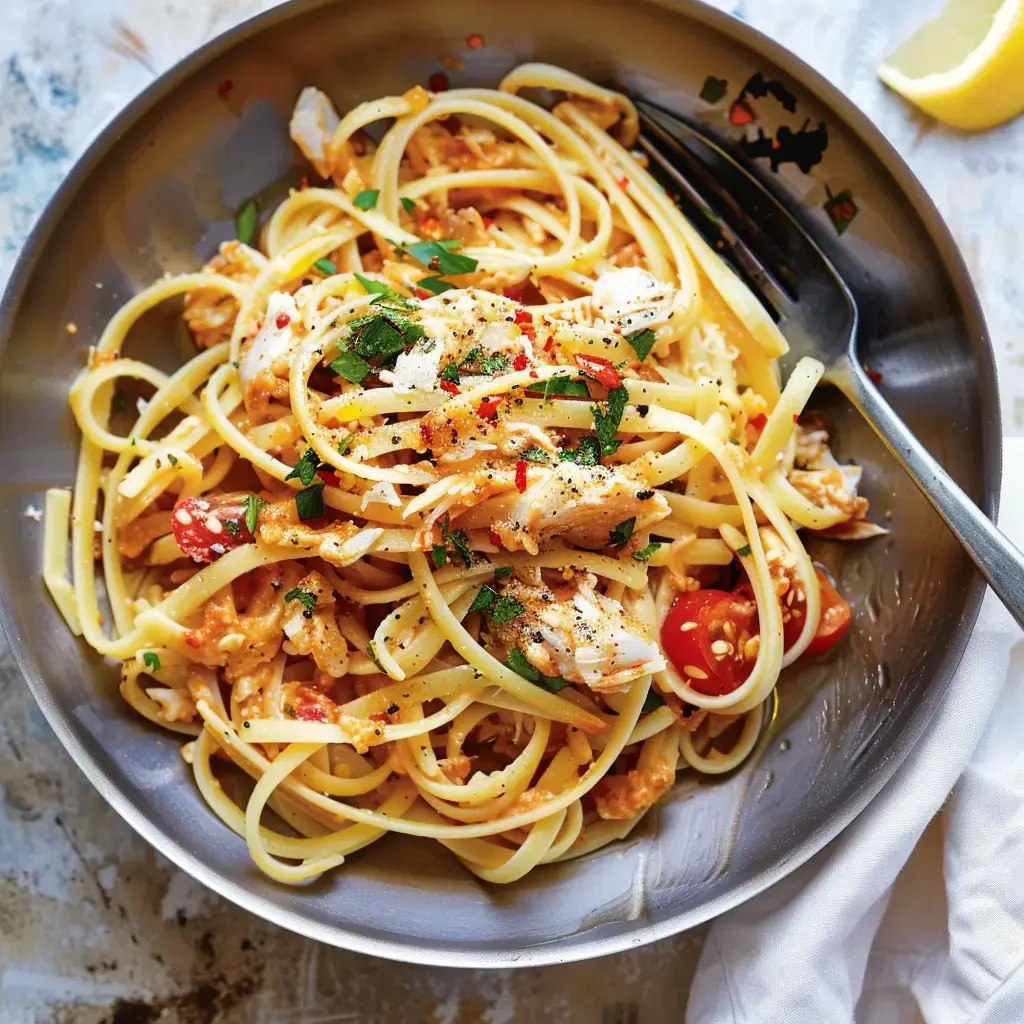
878,0,1024,131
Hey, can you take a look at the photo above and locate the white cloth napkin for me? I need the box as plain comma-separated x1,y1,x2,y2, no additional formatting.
687,437,1024,1024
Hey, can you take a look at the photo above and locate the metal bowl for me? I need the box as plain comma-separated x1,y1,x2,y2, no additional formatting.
0,0,998,967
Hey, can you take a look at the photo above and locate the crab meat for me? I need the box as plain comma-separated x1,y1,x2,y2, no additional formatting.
255,500,382,566
183,241,267,349
238,291,302,418
494,462,670,554
282,571,349,678
290,87,341,179
590,267,675,334
488,572,665,692
594,761,676,820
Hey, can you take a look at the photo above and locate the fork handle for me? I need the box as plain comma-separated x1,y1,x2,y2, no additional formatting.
832,356,1024,630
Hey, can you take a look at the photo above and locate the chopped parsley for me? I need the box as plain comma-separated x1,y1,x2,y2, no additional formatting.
365,641,385,672
353,189,380,210
641,689,666,712
441,514,473,569
440,362,461,384
401,239,479,276
527,374,591,401
285,448,326,486
626,327,657,361
329,349,372,384
418,276,454,294
432,544,447,569
400,197,416,215
490,595,524,625
352,272,415,309
313,258,337,275
295,483,325,521
235,198,259,245
506,648,568,692
167,454,178,466
336,436,353,456
348,310,424,367
224,518,240,539
520,446,550,463
244,494,267,534
141,651,161,672
558,435,601,467
284,587,317,616
609,517,636,548
591,385,628,456
468,585,498,614
736,544,752,557
632,542,662,562
480,353,510,375
493,565,514,579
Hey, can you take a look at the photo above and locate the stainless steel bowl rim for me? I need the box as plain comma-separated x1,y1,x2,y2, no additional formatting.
0,0,999,968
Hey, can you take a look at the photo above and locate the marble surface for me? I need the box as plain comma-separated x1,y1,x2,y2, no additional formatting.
0,0,1020,1020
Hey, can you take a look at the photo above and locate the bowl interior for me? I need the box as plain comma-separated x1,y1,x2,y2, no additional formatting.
0,0,997,965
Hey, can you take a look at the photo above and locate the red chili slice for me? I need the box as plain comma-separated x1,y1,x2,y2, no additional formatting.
513,352,528,372
275,313,291,329
750,413,768,431
414,287,432,300
420,422,434,448
574,353,622,389
439,380,460,395
171,494,253,564
515,460,528,493
477,396,501,421
489,529,503,548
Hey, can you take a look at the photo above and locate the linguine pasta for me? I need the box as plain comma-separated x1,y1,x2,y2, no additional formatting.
44,65,881,885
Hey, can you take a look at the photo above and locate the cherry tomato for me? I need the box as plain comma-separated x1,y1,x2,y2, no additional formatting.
801,567,852,656
697,592,759,686
661,590,752,696
573,353,623,389
171,493,253,563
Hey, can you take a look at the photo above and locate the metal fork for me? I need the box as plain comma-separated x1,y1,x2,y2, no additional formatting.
636,99,1024,629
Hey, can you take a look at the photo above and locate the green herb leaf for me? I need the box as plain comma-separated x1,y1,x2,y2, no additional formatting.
480,352,510,375
236,198,259,245
402,240,479,276
365,641,385,672
352,272,414,309
441,514,473,569
336,436,353,456
283,702,296,718
506,647,539,682
591,385,628,456
632,542,662,562
699,75,729,104
490,595,525,625
468,585,497,614
736,544,752,557
167,454,178,466
329,350,372,384
245,494,267,535
641,689,666,712
285,448,323,486
224,518,240,539
626,328,657,361
350,312,424,366
440,362,461,385
313,258,337,275
493,565,514,579
460,347,482,368
142,651,161,672
558,435,601,466
520,446,550,463
609,517,636,548
284,587,317,614
432,544,447,569
418,276,454,295
295,484,325,521
400,197,416,215
536,675,570,693
353,189,380,210
526,374,591,401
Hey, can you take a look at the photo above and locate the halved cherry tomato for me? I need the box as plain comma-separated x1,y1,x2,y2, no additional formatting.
171,494,253,563
574,353,622,389
735,566,851,657
661,590,754,696
697,592,759,686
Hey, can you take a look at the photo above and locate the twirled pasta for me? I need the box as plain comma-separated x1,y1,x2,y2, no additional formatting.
43,65,879,885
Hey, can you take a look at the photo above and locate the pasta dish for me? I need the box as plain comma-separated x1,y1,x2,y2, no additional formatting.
43,65,881,885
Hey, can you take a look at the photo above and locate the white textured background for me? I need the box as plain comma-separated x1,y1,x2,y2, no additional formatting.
0,0,1020,1020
